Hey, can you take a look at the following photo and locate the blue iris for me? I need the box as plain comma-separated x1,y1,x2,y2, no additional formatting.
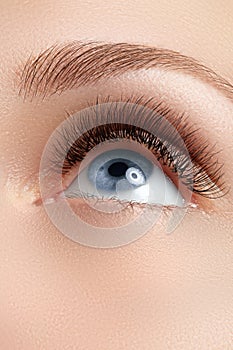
89,158,146,192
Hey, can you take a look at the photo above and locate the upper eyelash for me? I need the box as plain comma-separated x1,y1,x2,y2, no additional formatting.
49,94,227,199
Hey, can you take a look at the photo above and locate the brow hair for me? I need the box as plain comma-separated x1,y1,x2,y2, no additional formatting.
17,41,233,100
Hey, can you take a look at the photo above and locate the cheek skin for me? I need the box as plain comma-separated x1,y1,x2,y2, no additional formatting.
0,197,232,349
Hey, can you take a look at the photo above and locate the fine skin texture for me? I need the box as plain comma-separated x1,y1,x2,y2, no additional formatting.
0,1,233,349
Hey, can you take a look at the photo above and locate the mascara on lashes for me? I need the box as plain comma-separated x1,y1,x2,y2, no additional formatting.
47,96,226,200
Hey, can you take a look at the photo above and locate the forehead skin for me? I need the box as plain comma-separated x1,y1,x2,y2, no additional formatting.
0,1,233,350
1,0,233,81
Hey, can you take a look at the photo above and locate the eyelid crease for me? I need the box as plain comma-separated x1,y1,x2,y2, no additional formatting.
16,41,233,101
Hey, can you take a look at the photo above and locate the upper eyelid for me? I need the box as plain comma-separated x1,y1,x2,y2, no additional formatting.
49,97,226,199
16,41,233,101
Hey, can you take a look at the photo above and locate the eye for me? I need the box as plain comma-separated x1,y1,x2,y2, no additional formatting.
38,97,225,247
40,97,224,206
64,147,185,207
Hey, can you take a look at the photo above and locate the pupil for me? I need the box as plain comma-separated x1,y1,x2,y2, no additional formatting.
108,161,128,177
131,173,137,179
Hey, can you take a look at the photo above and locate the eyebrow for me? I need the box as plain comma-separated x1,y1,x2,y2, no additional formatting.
17,41,233,100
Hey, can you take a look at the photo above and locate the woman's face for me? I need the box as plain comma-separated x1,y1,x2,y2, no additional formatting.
0,1,232,349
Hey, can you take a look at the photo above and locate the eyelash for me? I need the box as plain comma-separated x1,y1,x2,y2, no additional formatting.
48,94,226,200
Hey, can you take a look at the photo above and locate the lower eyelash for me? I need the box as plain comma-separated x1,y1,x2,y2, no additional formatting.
48,95,226,199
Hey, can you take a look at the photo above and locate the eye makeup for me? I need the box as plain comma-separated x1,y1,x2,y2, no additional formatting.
39,94,226,207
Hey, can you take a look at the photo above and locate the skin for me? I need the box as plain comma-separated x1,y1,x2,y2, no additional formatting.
0,0,233,349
